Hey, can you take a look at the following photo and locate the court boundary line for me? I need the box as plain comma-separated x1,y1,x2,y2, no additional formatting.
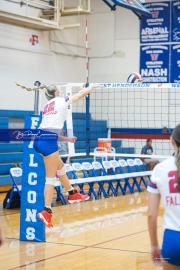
5,237,151,254
47,241,151,254
0,211,20,217
9,226,162,269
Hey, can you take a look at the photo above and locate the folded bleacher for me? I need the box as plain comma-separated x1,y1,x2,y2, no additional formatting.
0,110,135,191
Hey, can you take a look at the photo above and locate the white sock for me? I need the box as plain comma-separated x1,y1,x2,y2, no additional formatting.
45,206,51,209
67,187,74,192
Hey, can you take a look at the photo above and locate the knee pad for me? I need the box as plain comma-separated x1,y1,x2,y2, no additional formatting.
45,177,56,185
57,165,66,176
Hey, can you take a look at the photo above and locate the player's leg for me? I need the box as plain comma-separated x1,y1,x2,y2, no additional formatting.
37,151,59,228
43,151,59,205
144,159,151,170
149,159,159,170
146,159,156,170
149,160,154,170
57,157,71,190
155,160,159,166
34,131,59,228
57,157,90,203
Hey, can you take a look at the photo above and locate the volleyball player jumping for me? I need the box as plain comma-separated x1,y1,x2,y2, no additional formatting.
147,124,180,269
33,84,99,228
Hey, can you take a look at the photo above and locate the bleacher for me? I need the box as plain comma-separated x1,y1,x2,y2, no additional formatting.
0,110,135,191
0,111,26,190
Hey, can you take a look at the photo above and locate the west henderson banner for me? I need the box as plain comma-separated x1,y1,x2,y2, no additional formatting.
140,45,169,83
171,1,180,42
171,44,180,83
140,2,170,43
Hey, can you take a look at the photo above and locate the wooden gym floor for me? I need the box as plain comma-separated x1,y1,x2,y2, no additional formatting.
0,189,164,270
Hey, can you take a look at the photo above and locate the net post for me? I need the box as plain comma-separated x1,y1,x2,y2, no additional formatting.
85,19,90,155
34,81,41,115
85,83,90,155
66,83,75,155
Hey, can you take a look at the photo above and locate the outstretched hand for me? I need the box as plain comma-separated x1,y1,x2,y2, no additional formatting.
82,83,103,89
91,84,103,89
68,136,77,143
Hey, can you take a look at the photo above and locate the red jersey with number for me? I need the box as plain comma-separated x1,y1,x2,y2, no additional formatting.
147,156,180,231
39,96,70,130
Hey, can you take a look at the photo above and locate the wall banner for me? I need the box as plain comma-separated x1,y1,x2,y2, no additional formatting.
171,1,180,42
171,44,180,83
140,45,169,83
140,2,170,43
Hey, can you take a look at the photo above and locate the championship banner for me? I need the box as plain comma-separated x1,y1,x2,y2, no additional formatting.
171,1,180,42
140,45,169,83
20,115,46,242
171,44,180,83
140,1,170,44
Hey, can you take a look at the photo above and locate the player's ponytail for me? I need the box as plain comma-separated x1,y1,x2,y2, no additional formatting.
45,84,58,100
172,124,180,190
15,82,58,100
176,148,180,190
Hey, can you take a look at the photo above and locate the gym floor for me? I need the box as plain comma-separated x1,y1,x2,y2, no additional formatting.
0,191,164,270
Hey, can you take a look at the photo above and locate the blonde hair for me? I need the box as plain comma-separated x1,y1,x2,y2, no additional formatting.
172,124,180,190
45,84,58,100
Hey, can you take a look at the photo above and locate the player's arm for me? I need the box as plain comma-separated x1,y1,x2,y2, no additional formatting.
58,135,77,143
68,84,100,104
147,192,162,266
147,193,161,247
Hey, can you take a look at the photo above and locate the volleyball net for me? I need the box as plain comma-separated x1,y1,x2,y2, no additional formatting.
30,82,180,159
59,83,179,158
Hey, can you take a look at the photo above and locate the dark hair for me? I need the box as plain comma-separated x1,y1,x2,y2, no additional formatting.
172,124,180,190
146,139,152,143
45,84,58,100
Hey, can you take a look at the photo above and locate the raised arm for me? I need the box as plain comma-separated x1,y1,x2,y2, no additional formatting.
70,84,100,104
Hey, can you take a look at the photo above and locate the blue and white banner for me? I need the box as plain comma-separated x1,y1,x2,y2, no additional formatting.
171,44,180,83
140,2,170,43
140,45,169,83
20,115,46,242
171,1,180,42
